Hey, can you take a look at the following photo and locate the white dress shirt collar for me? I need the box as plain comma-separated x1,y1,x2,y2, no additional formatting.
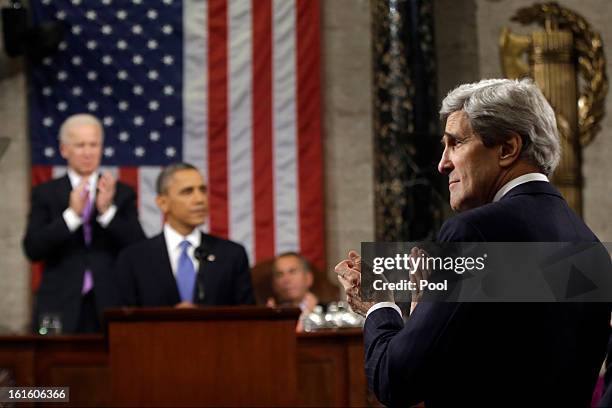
493,173,549,202
67,168,98,196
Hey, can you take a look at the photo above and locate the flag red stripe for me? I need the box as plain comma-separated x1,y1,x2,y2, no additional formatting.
30,165,54,292
252,0,275,262
119,166,139,209
296,0,325,271
208,0,229,239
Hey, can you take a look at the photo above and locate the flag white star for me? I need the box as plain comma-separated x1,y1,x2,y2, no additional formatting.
72,86,82,96
43,117,54,127
133,0,143,4
58,42,68,51
132,85,144,95
117,70,128,80
150,131,161,141
102,55,113,65
71,56,82,66
86,10,97,20
116,10,127,20
72,0,81,4
118,101,129,111
163,0,173,5
87,40,98,50
58,71,68,81
148,100,160,111
163,85,174,95
57,101,68,111
147,9,158,19
42,0,51,5
165,146,177,157
104,147,115,157
164,116,175,126
133,116,144,126
102,85,113,95
162,25,173,35
117,40,127,50
71,26,82,35
56,10,66,20
132,25,143,35
102,0,112,4
134,146,145,157
132,54,143,65
42,87,52,96
147,40,158,50
163,55,174,65
88,101,98,111
44,147,55,157
102,25,113,35
87,71,98,81
148,70,159,80
118,131,130,141
42,57,52,66
103,116,114,126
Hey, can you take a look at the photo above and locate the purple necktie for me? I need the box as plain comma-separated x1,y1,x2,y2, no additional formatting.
81,185,94,294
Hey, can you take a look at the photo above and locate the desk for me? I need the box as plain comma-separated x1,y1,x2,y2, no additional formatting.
0,328,376,406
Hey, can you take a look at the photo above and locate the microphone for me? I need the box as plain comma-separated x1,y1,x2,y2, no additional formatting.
193,246,211,303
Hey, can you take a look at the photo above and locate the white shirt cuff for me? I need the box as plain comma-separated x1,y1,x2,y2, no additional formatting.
96,204,117,228
365,302,402,319
63,208,83,232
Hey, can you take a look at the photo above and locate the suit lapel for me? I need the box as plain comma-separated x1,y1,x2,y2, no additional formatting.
56,175,72,211
198,233,219,304
154,233,181,303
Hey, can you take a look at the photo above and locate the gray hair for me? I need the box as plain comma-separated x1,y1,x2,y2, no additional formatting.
156,162,199,194
440,78,561,175
59,113,104,145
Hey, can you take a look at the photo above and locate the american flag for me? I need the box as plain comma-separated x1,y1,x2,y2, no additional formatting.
28,0,325,289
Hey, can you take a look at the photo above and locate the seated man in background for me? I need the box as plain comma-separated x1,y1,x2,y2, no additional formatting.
23,113,145,333
267,252,319,332
267,252,318,313
116,162,255,307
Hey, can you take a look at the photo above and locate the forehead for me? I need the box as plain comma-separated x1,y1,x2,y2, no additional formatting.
444,111,472,134
66,124,102,142
274,255,303,271
168,169,205,188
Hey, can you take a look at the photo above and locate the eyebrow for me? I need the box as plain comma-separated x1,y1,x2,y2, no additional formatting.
440,132,458,144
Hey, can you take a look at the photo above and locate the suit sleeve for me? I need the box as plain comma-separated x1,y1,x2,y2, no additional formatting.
100,185,146,249
364,216,483,406
23,186,73,261
232,245,255,305
115,248,139,306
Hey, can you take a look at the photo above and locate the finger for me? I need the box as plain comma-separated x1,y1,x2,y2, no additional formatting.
343,268,361,287
334,259,351,275
348,250,361,269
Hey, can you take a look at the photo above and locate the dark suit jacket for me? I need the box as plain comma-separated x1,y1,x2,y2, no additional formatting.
23,174,145,333
116,231,255,307
364,181,611,407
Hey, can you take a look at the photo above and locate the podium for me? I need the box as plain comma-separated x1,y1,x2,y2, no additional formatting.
105,306,300,407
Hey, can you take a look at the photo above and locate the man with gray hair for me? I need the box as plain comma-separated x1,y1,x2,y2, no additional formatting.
23,113,145,333
336,79,610,406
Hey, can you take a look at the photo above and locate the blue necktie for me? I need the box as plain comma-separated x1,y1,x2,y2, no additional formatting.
176,240,196,302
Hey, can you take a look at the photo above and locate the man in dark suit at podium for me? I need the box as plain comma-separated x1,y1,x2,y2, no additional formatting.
335,79,611,407
23,113,145,333
116,163,255,307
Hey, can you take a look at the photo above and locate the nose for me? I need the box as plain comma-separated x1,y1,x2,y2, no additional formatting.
438,146,453,175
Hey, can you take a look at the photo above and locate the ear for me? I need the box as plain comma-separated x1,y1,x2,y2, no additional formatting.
156,195,169,214
499,132,523,168
305,272,314,289
59,143,69,160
